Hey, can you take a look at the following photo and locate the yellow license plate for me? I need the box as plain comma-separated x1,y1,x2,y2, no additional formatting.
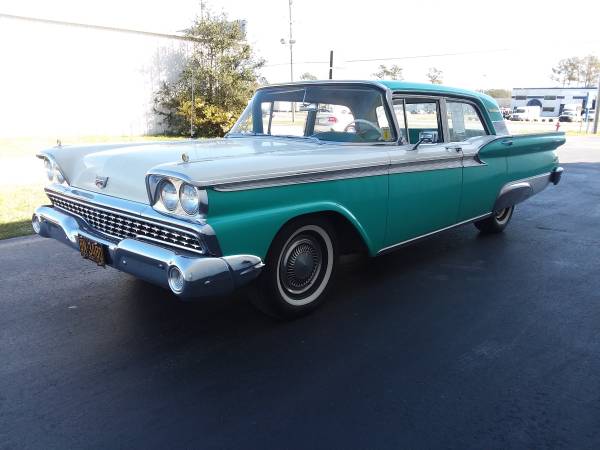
78,235,106,266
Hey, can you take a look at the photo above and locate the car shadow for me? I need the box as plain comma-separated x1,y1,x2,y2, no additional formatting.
108,161,597,345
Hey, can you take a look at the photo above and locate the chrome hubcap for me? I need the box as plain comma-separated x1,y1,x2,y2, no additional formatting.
280,236,323,295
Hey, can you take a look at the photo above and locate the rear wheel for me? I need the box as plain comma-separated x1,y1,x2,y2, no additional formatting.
250,217,336,320
474,206,514,234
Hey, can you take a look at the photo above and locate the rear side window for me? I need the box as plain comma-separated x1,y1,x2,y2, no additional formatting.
446,101,487,142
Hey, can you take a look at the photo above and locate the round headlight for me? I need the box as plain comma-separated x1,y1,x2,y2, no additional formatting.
44,159,54,181
160,180,178,211
179,183,199,215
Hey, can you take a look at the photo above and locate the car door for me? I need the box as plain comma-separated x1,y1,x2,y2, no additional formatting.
445,99,506,221
384,96,463,248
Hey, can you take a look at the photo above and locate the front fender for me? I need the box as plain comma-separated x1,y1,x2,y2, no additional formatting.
209,200,375,260
206,177,388,259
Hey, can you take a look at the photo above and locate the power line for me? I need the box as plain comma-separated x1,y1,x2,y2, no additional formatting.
263,40,600,68
0,12,202,42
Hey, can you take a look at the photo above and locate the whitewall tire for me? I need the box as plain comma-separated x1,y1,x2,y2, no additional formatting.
250,217,337,319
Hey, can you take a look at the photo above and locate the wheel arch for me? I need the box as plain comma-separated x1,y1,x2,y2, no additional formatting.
209,201,376,260
270,209,371,259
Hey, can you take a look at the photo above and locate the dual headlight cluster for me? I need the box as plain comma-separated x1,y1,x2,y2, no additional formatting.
151,176,208,219
41,156,68,185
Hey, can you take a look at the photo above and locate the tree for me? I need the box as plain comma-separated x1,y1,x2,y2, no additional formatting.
426,67,443,84
551,57,580,87
372,64,403,80
551,55,600,87
482,89,511,99
153,12,265,137
580,55,600,87
300,72,318,81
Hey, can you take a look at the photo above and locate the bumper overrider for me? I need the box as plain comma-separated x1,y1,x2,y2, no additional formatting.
32,187,264,299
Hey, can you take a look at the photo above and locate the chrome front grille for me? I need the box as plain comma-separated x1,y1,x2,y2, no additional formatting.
47,193,204,254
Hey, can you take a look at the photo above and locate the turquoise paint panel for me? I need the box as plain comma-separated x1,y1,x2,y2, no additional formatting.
460,133,565,219
207,175,389,259
504,134,564,179
385,167,462,246
459,155,507,221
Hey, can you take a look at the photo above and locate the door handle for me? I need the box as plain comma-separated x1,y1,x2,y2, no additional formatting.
501,139,513,146
445,146,462,152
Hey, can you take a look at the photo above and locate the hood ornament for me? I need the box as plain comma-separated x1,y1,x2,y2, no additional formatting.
95,176,109,189
181,152,190,163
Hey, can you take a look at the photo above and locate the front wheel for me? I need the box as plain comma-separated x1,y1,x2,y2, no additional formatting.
249,217,337,320
474,206,514,234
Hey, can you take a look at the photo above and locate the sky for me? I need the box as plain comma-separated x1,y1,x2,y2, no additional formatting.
1,0,599,136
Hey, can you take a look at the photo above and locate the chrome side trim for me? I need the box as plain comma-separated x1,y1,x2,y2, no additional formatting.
462,154,487,168
213,154,470,192
388,155,462,174
213,164,390,191
493,171,553,211
377,213,493,256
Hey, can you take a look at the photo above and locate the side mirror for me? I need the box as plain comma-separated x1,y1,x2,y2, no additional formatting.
413,130,438,150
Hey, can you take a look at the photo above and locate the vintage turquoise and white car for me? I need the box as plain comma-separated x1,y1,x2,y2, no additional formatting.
33,81,565,319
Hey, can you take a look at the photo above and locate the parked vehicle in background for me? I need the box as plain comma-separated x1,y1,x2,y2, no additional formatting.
33,81,565,319
559,109,580,122
510,106,541,121
563,103,582,115
582,109,595,121
500,107,511,119
314,105,354,132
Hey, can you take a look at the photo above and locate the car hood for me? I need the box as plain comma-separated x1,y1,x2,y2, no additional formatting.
42,138,391,204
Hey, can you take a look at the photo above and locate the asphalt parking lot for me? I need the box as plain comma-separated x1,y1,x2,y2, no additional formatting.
1,138,600,449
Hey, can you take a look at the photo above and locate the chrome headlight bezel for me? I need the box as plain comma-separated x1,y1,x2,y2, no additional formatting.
147,174,208,221
38,154,68,186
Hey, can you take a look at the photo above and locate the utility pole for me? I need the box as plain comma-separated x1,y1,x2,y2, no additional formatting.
329,50,333,80
287,0,295,122
280,2,296,121
288,0,294,83
594,74,600,134
191,64,194,138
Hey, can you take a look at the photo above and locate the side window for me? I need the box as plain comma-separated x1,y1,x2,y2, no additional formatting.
404,100,443,144
446,101,487,142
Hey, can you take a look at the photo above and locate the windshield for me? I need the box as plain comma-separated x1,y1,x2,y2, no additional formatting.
229,85,395,143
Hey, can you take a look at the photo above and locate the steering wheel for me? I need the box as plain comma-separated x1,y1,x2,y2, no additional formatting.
343,119,383,139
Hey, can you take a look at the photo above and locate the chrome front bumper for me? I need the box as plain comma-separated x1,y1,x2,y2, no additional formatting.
32,205,264,299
